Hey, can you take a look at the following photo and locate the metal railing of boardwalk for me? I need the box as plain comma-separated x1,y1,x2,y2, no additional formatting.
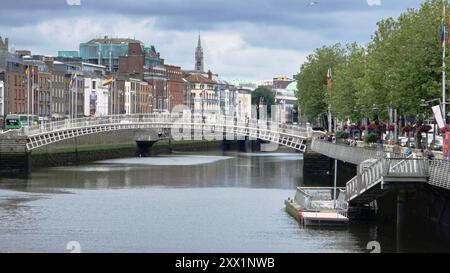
310,139,388,165
13,113,312,152
346,156,429,204
429,160,450,190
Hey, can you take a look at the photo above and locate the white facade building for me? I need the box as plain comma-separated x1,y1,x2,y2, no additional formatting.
187,73,220,115
236,88,252,121
273,81,298,124
84,77,109,117
124,81,132,114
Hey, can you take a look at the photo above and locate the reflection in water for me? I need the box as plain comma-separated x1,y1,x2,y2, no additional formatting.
0,151,448,253
3,152,304,192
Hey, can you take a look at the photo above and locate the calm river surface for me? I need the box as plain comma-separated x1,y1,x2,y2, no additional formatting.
0,151,449,253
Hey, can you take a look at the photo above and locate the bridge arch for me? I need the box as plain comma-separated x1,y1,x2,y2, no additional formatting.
16,114,311,152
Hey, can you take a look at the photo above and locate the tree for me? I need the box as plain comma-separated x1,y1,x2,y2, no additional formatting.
296,44,345,124
297,0,448,132
251,86,276,117
330,43,367,121
362,0,443,119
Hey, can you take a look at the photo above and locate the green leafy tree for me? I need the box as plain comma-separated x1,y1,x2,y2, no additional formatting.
297,0,448,130
296,44,345,124
251,86,276,117
330,43,367,121
362,0,443,119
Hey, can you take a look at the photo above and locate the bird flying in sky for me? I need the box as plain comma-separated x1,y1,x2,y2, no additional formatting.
306,1,319,7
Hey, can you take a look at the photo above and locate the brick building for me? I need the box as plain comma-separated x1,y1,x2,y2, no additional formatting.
37,70,51,120
3,69,26,116
0,37,27,124
138,80,152,113
118,42,145,79
110,77,126,115
47,60,70,120
145,66,168,112
165,64,188,111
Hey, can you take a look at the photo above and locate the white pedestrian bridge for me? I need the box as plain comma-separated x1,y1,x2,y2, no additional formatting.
9,113,313,152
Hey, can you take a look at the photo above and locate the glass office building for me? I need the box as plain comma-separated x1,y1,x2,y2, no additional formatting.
58,51,80,58
79,36,162,72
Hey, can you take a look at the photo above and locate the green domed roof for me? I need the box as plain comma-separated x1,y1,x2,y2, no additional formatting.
286,81,298,93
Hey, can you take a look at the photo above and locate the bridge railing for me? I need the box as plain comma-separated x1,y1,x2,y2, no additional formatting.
20,114,312,139
346,156,429,201
429,160,450,190
384,157,429,177
346,158,385,201
311,139,414,165
311,139,387,165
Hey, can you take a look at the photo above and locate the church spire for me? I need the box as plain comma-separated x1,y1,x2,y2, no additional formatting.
195,34,204,72
197,33,202,48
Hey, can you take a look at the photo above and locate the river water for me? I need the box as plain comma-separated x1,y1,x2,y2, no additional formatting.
0,152,449,253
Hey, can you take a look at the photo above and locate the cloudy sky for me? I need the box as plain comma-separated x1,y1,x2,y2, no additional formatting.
0,0,423,80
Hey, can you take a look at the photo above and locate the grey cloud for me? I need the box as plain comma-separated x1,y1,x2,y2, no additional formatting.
0,0,425,78
1,0,422,28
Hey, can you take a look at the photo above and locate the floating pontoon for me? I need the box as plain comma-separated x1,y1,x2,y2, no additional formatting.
285,187,349,226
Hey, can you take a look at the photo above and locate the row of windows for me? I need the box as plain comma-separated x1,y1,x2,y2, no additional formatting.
39,106,51,116
191,84,215,90
194,92,218,100
51,102,64,113
39,93,51,102
52,88,65,98
12,103,26,114
52,75,65,82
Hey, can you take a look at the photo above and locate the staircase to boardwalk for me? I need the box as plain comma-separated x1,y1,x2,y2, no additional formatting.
310,140,449,205
346,155,429,205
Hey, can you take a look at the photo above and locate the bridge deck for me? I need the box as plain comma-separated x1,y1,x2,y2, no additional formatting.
0,114,312,152
310,139,449,204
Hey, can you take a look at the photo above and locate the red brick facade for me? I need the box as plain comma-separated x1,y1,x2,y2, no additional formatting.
5,70,27,115
138,81,153,113
118,43,145,79
165,64,187,110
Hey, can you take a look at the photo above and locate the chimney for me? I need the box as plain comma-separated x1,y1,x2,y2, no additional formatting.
208,70,212,80
5,38,8,49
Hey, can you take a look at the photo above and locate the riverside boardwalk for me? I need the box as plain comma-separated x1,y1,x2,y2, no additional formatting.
309,138,450,228
310,139,450,194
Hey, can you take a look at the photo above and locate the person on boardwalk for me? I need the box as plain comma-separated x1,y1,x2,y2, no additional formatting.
404,147,413,157
424,148,435,160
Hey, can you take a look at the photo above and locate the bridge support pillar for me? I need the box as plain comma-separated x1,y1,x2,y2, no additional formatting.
136,140,159,157
0,133,30,177
396,190,407,252
237,139,254,152
396,190,407,228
